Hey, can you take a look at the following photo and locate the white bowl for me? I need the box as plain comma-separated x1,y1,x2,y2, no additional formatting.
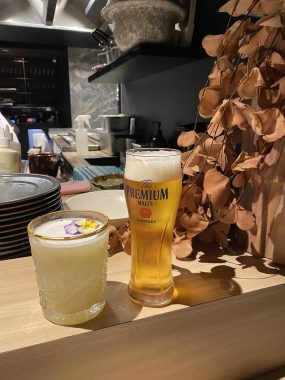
65,190,128,228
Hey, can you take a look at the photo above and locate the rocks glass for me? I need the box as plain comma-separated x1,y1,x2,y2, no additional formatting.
28,210,109,326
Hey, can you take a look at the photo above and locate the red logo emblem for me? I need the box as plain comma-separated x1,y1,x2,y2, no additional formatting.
140,208,152,218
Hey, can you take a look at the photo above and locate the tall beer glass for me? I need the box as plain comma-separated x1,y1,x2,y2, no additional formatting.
124,148,182,307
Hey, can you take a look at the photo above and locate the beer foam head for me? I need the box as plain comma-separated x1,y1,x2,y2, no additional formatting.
125,149,181,182
34,218,103,238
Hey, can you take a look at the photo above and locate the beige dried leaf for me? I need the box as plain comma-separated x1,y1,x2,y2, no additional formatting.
232,99,255,125
276,40,285,54
211,183,231,210
181,150,192,164
177,131,200,147
250,26,283,50
269,52,285,72
260,0,285,16
228,128,243,144
218,200,237,224
203,168,231,203
259,72,285,110
180,212,193,230
211,99,254,133
222,20,248,55
219,0,260,16
232,172,245,187
221,68,235,94
207,122,224,137
237,67,266,99
251,171,263,188
257,86,282,110
180,211,209,238
109,229,121,250
236,208,256,231
229,63,248,95
217,141,237,172
202,138,223,161
252,108,285,142
173,227,186,238
202,34,224,57
199,86,225,118
217,55,234,71
259,15,283,28
180,184,203,212
117,225,131,255
172,236,193,259
277,77,285,95
231,152,263,173
201,190,209,206
238,41,260,60
182,146,210,174
208,62,220,80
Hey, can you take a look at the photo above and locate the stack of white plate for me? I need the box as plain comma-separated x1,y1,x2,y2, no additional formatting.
0,174,62,260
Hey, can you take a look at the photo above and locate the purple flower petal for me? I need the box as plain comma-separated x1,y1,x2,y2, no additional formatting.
64,223,81,235
71,219,81,227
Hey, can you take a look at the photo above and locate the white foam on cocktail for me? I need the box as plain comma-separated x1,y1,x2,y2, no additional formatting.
35,218,103,238
125,150,181,182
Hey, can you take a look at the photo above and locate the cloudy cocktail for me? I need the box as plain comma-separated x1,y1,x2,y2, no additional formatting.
28,210,109,326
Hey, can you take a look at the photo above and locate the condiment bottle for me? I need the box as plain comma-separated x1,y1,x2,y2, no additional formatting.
0,127,20,174
150,122,167,148
74,115,91,156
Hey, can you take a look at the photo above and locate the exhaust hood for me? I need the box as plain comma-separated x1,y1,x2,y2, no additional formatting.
0,0,108,48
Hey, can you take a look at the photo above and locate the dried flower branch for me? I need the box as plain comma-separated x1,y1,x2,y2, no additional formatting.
175,0,285,258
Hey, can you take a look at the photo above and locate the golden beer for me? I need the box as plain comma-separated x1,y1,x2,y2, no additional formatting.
124,149,182,307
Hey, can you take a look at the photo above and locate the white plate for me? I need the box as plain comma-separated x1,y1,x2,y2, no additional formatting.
65,190,128,227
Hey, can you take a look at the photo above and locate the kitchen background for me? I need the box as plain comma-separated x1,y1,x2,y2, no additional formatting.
0,0,228,157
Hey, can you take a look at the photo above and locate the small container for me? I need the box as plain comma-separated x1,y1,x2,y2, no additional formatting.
0,128,20,174
91,173,124,190
28,152,60,177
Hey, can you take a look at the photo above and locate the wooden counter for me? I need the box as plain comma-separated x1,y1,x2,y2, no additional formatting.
1,248,285,379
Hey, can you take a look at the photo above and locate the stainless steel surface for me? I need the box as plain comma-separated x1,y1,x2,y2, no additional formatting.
0,0,105,48
0,174,60,206
43,0,58,26
0,0,94,31
100,115,131,132
49,129,100,152
97,128,128,155
86,0,108,29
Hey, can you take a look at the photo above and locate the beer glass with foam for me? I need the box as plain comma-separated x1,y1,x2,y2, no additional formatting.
28,210,109,326
124,148,182,307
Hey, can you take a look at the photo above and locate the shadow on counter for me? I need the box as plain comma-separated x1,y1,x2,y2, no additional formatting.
77,281,142,331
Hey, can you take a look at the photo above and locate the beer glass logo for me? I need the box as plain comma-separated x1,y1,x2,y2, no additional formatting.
140,180,152,219
125,178,169,223
140,207,152,218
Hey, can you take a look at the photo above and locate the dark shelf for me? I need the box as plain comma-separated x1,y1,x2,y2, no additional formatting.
0,105,56,110
88,43,204,84
0,77,56,80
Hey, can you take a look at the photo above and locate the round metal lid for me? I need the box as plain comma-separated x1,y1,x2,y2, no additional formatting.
0,174,60,206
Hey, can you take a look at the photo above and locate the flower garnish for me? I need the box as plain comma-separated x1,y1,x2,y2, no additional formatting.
64,219,98,236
